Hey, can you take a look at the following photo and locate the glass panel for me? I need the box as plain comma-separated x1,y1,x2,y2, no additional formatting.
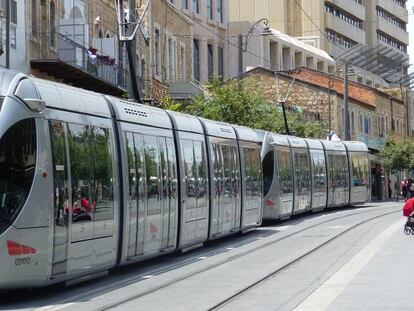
0,119,36,233
144,135,160,215
50,121,69,275
182,139,196,210
67,123,93,223
91,127,113,221
222,144,232,203
50,121,69,228
277,150,293,194
166,138,177,247
194,140,207,212
262,151,274,196
126,132,137,257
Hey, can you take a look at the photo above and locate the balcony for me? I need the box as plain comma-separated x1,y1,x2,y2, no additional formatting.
325,14,366,44
356,134,385,151
377,16,408,46
30,33,127,97
326,0,365,21
378,0,408,23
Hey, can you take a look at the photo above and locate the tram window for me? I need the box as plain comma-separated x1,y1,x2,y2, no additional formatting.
277,150,293,194
211,143,222,199
67,123,93,223
49,121,69,227
222,145,232,198
91,127,113,221
352,155,360,186
0,96,4,111
166,138,177,203
144,135,160,216
0,118,36,233
262,150,274,197
244,148,253,199
126,133,138,209
194,141,207,204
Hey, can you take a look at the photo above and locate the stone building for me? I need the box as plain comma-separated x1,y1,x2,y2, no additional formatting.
242,65,411,200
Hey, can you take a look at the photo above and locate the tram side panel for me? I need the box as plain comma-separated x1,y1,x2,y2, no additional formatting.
0,96,51,289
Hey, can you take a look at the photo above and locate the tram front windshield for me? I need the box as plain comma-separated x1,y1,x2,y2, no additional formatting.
0,119,36,233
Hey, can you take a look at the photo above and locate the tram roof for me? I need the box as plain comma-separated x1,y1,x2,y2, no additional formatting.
305,139,324,150
167,110,204,134
233,125,262,143
198,117,237,139
269,133,290,147
342,141,369,152
320,140,347,151
287,136,307,149
107,96,172,129
30,77,112,118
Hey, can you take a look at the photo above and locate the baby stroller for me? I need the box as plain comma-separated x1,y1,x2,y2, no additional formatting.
403,198,414,235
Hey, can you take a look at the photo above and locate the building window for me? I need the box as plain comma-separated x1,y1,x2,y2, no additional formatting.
359,114,363,132
377,30,407,52
206,0,213,19
32,0,37,35
193,39,200,82
181,0,188,9
155,29,160,76
50,1,56,47
207,43,214,81
168,37,176,81
376,6,406,31
10,0,17,24
351,111,355,133
325,3,363,29
326,28,357,49
218,46,224,80
217,0,223,23
193,0,199,14
179,44,185,79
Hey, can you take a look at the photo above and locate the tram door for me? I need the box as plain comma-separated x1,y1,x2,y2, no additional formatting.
50,121,69,277
210,140,241,236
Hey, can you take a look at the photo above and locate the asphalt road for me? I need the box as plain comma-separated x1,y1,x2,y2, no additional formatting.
0,201,408,311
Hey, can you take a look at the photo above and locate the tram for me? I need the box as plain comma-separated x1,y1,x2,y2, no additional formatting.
0,69,369,289
261,134,371,220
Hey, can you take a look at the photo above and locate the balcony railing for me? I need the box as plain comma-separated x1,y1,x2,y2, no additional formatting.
58,33,127,90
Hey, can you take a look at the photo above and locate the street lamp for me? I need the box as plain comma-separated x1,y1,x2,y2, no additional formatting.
238,18,272,76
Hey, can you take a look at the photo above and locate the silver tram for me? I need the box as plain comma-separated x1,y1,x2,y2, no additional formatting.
0,69,369,289
261,133,370,221
0,69,263,289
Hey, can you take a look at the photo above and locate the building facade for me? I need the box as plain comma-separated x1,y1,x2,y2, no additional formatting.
0,0,26,72
229,0,409,87
227,21,336,78
27,0,127,97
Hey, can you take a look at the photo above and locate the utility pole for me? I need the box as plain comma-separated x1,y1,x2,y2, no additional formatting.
343,63,350,140
328,74,332,133
238,34,243,76
128,0,138,100
275,73,295,135
5,0,10,69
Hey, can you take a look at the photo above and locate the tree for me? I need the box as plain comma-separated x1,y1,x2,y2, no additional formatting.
380,136,414,172
161,77,326,139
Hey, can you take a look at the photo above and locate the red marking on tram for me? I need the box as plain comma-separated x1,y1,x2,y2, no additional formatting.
265,199,275,207
7,240,36,256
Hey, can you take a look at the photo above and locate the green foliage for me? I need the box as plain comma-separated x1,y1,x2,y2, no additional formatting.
380,136,414,172
161,77,326,139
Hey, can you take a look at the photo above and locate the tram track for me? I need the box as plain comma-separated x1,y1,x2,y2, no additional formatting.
23,205,399,311
206,208,400,311
89,205,399,311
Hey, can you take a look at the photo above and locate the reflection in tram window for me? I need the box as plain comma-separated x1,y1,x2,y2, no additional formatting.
144,135,160,216
50,121,69,227
0,118,36,233
194,141,207,205
277,150,293,194
67,123,93,223
262,151,274,196
91,127,113,221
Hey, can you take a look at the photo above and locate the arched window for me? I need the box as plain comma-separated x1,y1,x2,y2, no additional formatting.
359,114,363,132
49,1,56,47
